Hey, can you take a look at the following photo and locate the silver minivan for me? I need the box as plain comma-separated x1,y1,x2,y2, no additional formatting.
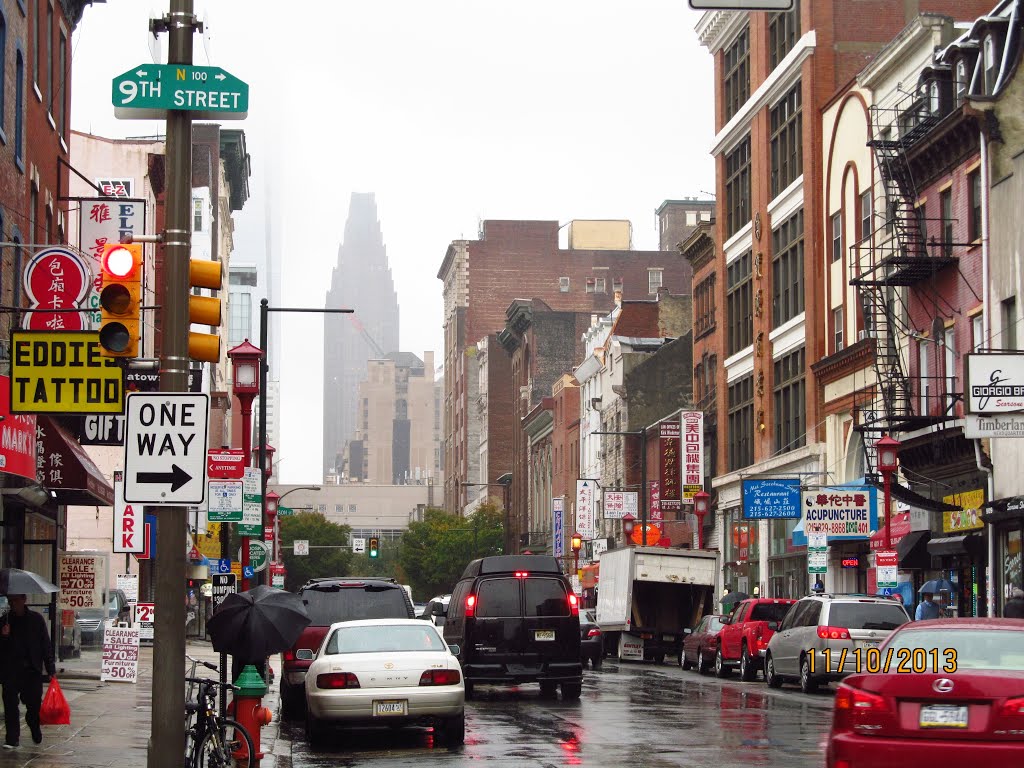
764,594,910,693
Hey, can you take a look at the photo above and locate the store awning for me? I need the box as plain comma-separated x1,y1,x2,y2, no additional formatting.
927,533,985,559
36,417,115,506
896,530,931,570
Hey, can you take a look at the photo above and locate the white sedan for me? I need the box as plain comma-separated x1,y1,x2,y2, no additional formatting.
302,618,466,747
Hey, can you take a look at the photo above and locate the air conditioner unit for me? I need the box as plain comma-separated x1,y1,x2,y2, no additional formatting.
858,330,876,341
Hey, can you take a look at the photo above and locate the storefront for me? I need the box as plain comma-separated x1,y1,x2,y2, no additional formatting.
722,510,758,594
767,518,807,598
925,490,987,617
984,495,1024,615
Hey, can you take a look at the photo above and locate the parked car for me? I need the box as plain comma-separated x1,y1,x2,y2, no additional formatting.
442,555,582,700
826,618,1024,766
765,593,910,694
281,577,416,718
423,594,451,627
413,602,428,618
714,598,796,681
302,618,465,748
580,610,604,669
682,614,727,674
76,589,132,646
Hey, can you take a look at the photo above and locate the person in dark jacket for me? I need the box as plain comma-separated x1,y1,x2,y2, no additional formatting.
1,594,56,749
1004,588,1024,619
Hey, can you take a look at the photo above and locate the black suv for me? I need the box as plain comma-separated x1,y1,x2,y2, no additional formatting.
442,555,583,699
280,577,416,717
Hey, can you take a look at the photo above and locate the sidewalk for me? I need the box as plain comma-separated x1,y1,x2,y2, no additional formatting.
0,639,287,768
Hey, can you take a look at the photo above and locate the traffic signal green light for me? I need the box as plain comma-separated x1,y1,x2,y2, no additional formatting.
368,537,379,559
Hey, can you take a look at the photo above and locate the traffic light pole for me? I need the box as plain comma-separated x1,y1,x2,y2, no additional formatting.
150,2,194,768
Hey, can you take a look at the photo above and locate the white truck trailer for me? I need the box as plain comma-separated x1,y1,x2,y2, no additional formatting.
596,546,718,663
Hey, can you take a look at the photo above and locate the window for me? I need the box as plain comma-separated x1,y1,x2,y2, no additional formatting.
1003,297,1018,350
772,209,804,327
770,82,802,197
728,374,754,471
944,325,956,411
726,250,753,355
984,35,997,94
860,191,872,242
594,276,606,293
15,51,23,166
192,198,203,232
725,136,751,237
969,169,982,241
57,29,66,137
586,278,595,293
524,579,570,617
648,269,663,294
972,313,984,352
45,1,51,115
724,27,750,122
830,211,842,262
940,187,953,256
919,340,931,415
476,578,520,617
0,15,6,126
773,348,805,455
768,0,801,70
695,274,717,338
559,276,570,292
955,60,967,106
229,291,251,346
929,82,939,114
30,1,37,87
833,307,844,352
612,277,623,293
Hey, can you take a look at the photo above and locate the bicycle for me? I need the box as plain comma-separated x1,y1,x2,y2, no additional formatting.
184,656,254,768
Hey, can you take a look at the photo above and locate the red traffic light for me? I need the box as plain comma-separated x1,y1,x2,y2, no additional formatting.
103,245,137,278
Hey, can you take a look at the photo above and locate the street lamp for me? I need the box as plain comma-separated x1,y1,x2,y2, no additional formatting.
265,485,320,585
228,339,264,592
570,531,583,574
693,490,710,550
621,513,636,545
265,490,281,564
252,443,276,480
876,434,901,551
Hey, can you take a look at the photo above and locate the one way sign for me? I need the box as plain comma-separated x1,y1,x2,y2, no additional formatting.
124,393,209,505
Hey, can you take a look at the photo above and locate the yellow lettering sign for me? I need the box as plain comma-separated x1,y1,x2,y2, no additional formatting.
942,489,985,533
10,331,124,413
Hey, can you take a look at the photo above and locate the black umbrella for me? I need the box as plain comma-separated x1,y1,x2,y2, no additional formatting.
0,568,59,595
720,591,749,609
206,585,311,662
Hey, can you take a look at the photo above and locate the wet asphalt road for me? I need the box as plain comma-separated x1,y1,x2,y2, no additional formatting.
280,660,834,767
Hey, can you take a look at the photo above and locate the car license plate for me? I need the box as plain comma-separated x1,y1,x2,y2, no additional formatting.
534,630,555,641
919,704,968,729
663,635,674,642
856,640,880,649
373,700,408,717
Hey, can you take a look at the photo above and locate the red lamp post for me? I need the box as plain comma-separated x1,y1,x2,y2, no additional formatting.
265,490,281,564
570,532,583,575
621,513,636,547
693,490,710,550
228,340,264,592
876,435,901,551
252,443,276,480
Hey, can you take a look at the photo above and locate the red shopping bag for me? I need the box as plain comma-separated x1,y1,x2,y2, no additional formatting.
39,678,70,726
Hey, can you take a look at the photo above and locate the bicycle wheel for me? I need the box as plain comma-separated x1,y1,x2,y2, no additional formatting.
198,717,254,768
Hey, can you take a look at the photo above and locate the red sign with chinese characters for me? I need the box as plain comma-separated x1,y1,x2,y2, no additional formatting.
0,376,37,481
22,247,91,331
659,421,681,511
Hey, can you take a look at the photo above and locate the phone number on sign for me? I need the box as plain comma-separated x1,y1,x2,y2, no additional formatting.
807,647,957,674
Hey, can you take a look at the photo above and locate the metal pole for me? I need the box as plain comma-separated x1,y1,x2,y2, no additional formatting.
639,429,647,546
260,299,270,586
150,1,193,766
883,469,892,552
240,397,252,592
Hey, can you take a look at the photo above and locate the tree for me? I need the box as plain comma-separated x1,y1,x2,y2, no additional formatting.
278,512,354,591
398,504,504,599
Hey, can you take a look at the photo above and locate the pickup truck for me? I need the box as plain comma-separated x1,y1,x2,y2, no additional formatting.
714,598,796,681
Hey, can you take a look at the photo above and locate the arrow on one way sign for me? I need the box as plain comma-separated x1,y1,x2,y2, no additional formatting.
136,464,193,492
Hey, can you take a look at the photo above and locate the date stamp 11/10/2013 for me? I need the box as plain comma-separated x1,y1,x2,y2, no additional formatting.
806,646,957,675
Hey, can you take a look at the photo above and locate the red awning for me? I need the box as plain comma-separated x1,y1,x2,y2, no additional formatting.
869,511,911,551
36,417,115,506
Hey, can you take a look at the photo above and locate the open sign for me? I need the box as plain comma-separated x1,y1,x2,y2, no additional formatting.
841,556,860,569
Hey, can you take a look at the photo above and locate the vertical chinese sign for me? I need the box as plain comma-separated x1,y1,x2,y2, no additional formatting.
78,187,145,329
681,411,704,503
659,421,681,513
649,480,662,522
576,480,595,540
552,498,564,558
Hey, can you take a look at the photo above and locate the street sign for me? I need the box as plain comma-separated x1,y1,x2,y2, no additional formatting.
876,550,899,589
808,532,828,575
113,471,144,553
241,467,262,528
277,506,294,517
237,539,269,572
112,64,249,120
294,540,310,556
211,574,236,611
207,480,243,522
602,491,637,519
207,449,246,479
124,393,209,504
351,537,365,554
214,558,231,575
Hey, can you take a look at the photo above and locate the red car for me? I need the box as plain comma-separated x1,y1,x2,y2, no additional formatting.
826,618,1024,768
715,598,796,681
681,614,727,675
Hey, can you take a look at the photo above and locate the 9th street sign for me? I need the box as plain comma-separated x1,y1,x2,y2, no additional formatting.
112,64,249,120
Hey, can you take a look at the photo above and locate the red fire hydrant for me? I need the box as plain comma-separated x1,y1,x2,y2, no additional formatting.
230,665,273,761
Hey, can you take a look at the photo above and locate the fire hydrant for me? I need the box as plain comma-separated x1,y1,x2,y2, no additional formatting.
230,665,274,761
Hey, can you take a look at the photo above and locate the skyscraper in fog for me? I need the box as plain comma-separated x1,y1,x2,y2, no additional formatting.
323,193,399,478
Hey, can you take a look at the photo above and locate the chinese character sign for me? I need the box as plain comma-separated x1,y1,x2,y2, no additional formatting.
552,498,564,558
603,491,637,519
576,480,595,539
681,411,704,503
22,247,91,331
79,196,145,328
794,486,878,544
659,421,682,511
649,480,663,522
742,478,802,519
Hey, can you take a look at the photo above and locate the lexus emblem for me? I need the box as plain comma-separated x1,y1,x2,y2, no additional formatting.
933,678,954,693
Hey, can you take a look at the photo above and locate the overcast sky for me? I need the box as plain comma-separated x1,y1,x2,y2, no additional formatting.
71,1,715,484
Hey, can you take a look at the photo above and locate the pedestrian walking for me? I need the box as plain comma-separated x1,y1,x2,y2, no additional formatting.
1004,588,1024,618
0,594,56,749
915,591,941,621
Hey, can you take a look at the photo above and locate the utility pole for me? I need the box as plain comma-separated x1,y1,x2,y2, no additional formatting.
150,1,194,766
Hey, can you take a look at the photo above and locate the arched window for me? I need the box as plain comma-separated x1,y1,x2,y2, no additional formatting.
984,35,998,93
929,82,940,113
14,49,23,165
955,60,967,105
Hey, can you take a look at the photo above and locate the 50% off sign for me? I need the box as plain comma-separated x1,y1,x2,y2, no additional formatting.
101,625,141,683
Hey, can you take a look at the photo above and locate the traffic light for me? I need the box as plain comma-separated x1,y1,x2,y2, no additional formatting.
188,259,223,363
368,537,380,559
99,243,143,357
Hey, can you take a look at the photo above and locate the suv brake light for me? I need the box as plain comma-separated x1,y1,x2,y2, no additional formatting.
283,650,295,662
833,682,890,733
419,669,461,686
514,571,530,578
568,593,579,616
587,628,602,638
999,696,1024,716
465,594,477,617
817,625,850,640
316,672,360,689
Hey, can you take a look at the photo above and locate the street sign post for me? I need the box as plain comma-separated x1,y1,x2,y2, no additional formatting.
124,393,209,505
112,64,249,120
351,537,365,554
293,540,310,556
876,551,899,589
237,540,269,572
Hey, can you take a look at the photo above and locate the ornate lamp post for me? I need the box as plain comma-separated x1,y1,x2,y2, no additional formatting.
265,490,281,564
252,443,276,480
570,532,583,575
693,490,710,550
876,435,901,551
228,340,264,592
621,513,636,547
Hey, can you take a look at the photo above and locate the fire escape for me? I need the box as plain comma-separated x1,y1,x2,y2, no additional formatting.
849,87,958,477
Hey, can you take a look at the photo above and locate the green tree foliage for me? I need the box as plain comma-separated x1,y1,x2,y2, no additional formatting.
398,504,504,599
278,512,354,591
